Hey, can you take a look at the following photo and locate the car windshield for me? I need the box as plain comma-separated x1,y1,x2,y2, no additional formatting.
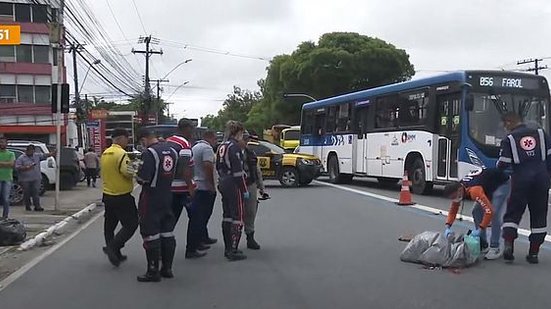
284,130,300,140
469,93,549,147
259,141,285,154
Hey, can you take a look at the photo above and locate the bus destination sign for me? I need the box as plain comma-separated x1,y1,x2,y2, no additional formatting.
476,75,541,90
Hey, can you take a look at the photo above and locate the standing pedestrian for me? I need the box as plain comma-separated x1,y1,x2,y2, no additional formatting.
166,119,203,258
83,147,99,188
100,128,138,267
0,137,15,218
497,112,551,264
191,130,218,250
216,121,248,261
135,129,178,282
15,145,54,212
241,132,268,250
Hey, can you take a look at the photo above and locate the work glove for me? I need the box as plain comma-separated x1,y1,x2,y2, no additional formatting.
243,191,250,200
470,229,481,238
444,227,453,238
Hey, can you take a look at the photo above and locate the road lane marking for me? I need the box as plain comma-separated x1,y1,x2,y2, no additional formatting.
315,181,551,243
0,210,105,293
0,185,140,293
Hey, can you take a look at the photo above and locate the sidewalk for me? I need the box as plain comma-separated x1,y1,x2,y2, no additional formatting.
7,182,104,242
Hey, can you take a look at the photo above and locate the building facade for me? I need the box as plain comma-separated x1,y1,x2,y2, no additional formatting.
0,0,68,144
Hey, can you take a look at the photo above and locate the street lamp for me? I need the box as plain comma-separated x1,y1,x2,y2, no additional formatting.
282,93,317,102
79,59,101,93
162,59,192,80
167,81,190,101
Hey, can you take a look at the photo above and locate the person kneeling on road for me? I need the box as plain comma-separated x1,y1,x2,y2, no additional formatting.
443,167,510,255
135,129,178,282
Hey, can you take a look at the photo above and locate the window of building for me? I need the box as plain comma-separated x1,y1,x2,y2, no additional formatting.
52,48,58,66
14,4,31,22
0,3,13,17
17,85,34,103
0,85,16,103
0,45,15,62
398,91,429,127
32,5,48,23
35,86,50,104
16,45,32,62
33,45,49,63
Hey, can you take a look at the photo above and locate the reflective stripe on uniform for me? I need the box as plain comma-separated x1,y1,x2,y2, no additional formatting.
233,171,244,177
531,227,548,234
161,232,174,238
538,129,546,161
502,222,519,229
498,157,512,163
547,149,551,155
223,218,233,223
143,234,161,242
232,220,243,225
148,148,161,188
508,135,520,164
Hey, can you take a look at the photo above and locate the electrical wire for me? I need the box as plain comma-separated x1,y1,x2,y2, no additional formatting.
131,0,147,34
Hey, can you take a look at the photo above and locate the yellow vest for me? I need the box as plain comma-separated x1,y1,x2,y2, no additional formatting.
100,144,134,196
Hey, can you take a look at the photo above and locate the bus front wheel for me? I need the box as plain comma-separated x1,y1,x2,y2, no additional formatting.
407,159,432,195
328,155,353,184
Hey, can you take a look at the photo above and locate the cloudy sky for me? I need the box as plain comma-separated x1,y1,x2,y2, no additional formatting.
75,0,551,121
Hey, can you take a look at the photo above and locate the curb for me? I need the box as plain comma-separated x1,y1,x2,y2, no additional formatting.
18,202,100,251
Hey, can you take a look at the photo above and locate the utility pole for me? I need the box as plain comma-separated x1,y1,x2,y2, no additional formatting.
150,79,169,124
517,58,549,75
68,43,85,148
132,36,163,124
54,0,65,211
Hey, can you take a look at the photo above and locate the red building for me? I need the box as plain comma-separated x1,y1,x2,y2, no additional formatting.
0,1,67,144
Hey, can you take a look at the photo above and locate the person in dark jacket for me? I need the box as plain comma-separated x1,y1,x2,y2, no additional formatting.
216,121,248,261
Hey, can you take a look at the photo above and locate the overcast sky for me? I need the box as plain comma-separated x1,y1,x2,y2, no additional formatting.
76,0,551,120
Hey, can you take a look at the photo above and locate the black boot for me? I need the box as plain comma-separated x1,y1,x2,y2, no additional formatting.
160,237,176,278
246,232,260,250
226,223,246,261
504,241,515,263
222,221,232,257
526,242,541,264
102,246,121,267
137,245,161,283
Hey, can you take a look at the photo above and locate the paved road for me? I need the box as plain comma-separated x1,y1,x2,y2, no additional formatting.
1,181,550,308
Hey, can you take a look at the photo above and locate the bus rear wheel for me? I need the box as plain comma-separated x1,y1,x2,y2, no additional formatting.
407,158,432,195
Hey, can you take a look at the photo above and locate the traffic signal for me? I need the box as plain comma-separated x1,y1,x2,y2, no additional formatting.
51,83,70,113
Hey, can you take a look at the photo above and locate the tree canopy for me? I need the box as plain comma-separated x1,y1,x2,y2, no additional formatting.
201,86,262,131
203,32,415,133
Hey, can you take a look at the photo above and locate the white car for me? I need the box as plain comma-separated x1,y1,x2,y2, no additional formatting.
8,140,57,191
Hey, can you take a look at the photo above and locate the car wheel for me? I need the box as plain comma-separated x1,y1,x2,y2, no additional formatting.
279,167,299,187
10,182,24,206
407,158,433,195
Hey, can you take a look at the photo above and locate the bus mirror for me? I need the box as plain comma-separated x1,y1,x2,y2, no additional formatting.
465,94,474,111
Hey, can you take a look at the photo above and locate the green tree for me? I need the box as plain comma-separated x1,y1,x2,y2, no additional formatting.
254,32,415,127
200,86,261,131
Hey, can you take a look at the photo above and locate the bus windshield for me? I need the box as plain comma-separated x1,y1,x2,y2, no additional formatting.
469,93,549,147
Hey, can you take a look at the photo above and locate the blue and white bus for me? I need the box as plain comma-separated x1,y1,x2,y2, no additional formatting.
299,71,550,194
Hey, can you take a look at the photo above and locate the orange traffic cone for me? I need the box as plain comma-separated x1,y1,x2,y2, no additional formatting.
396,172,415,206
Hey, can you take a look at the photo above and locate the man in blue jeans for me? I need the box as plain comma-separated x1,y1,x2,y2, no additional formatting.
473,180,510,260
189,131,218,255
0,137,15,218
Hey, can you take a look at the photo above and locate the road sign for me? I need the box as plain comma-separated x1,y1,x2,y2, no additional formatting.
0,25,21,45
90,109,109,119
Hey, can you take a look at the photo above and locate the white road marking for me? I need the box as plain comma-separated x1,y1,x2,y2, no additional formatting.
0,210,105,293
315,181,551,243
0,185,141,292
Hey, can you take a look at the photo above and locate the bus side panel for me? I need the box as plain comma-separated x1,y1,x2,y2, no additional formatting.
322,134,354,174
367,131,434,180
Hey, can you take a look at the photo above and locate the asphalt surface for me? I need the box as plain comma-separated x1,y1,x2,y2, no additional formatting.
1,181,550,309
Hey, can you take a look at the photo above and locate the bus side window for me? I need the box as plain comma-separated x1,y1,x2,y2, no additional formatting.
376,96,398,129
301,110,314,135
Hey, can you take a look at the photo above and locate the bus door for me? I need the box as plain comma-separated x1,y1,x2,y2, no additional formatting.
313,110,326,167
436,93,461,181
353,105,369,174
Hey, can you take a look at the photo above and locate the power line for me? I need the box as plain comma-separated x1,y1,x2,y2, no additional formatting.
159,39,271,62
131,0,147,34
517,58,549,75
